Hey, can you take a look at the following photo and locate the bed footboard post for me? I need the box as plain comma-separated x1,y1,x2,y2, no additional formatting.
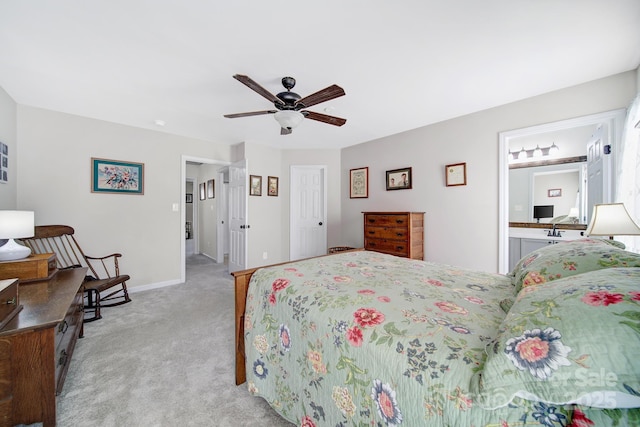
232,268,256,385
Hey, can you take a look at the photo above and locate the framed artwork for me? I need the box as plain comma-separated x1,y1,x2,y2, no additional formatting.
207,179,215,198
186,193,193,203
250,175,262,196
445,162,467,187
268,176,278,196
91,157,144,194
199,183,206,200
350,167,368,198
548,188,562,197
0,142,7,183
386,167,412,190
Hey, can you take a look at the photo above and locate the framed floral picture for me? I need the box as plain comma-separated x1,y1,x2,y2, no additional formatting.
207,179,215,198
350,167,368,198
268,176,278,196
91,157,144,194
250,175,262,196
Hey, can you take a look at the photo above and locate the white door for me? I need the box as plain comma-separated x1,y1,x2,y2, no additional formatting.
586,124,611,223
215,170,229,264
290,165,327,261
228,160,248,273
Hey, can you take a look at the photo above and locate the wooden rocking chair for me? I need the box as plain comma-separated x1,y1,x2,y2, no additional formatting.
22,225,131,322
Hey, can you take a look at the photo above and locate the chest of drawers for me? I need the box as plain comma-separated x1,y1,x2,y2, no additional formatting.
363,212,424,260
0,267,86,427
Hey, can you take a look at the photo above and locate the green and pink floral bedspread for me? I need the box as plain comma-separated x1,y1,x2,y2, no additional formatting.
243,250,640,426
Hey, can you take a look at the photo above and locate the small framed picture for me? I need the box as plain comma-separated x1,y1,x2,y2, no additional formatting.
386,167,412,190
91,157,144,194
186,193,193,203
250,175,262,196
207,179,215,198
199,182,206,200
548,188,562,198
350,167,368,198
268,176,278,196
445,162,467,187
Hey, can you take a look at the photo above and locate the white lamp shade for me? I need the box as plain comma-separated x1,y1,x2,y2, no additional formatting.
0,210,34,261
274,110,304,130
586,203,640,236
568,207,579,218
0,210,35,238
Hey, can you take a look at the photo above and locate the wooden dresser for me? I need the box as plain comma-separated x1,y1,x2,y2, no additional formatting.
363,212,425,260
0,267,86,427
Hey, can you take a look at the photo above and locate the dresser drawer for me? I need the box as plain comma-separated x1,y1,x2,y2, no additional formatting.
54,290,83,394
364,226,408,240
0,339,11,400
0,280,21,330
364,238,409,256
364,214,409,228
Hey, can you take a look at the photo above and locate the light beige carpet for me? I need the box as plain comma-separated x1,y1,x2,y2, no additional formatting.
56,255,294,427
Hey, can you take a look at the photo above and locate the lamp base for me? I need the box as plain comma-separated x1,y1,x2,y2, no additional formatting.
0,239,32,261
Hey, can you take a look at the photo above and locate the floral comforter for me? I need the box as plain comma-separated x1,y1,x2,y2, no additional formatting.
243,250,637,426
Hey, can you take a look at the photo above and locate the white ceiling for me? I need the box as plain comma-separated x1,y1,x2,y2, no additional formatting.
1,1,639,150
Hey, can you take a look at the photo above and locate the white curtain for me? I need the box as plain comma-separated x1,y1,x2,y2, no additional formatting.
615,93,640,253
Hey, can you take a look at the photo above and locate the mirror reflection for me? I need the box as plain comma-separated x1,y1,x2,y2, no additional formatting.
508,124,599,225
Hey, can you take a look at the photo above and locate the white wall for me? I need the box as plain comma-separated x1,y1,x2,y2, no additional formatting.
196,163,223,260
16,106,231,289
0,86,17,209
341,71,637,273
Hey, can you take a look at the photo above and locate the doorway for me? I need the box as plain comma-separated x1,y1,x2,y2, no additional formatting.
181,155,230,284
498,109,626,273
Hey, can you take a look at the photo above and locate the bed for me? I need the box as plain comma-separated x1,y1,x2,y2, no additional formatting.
233,240,640,426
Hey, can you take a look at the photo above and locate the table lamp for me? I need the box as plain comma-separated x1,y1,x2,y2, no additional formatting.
0,210,35,261
586,203,640,239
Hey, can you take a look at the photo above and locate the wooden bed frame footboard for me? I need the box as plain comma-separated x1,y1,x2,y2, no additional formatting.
232,249,363,385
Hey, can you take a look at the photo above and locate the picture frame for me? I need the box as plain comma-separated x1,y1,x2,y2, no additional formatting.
548,188,562,198
186,193,193,203
386,167,412,190
268,176,278,196
0,142,8,184
91,157,144,194
349,167,368,198
250,175,262,196
207,179,215,198
199,183,206,200
445,162,467,187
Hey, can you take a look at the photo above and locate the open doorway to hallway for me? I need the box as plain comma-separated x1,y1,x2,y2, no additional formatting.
181,156,230,284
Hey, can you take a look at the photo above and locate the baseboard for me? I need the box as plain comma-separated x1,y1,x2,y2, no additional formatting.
128,279,182,294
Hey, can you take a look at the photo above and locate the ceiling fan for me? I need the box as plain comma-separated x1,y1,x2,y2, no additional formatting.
224,74,346,135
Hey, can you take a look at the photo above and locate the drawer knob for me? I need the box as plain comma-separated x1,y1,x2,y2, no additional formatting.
58,349,68,366
5,297,16,305
58,320,69,334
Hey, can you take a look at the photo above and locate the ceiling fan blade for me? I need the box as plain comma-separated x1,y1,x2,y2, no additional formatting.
302,111,347,127
281,127,292,135
295,84,345,108
224,110,276,118
233,74,284,106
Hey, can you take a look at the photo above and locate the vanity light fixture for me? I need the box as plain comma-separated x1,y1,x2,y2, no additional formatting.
533,145,543,157
509,142,561,162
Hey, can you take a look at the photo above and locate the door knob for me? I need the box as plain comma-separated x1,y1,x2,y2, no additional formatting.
318,222,323,226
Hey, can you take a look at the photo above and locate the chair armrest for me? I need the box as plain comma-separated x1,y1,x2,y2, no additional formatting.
85,253,123,261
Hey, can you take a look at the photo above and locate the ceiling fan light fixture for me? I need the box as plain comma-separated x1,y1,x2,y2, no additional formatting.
274,110,304,130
